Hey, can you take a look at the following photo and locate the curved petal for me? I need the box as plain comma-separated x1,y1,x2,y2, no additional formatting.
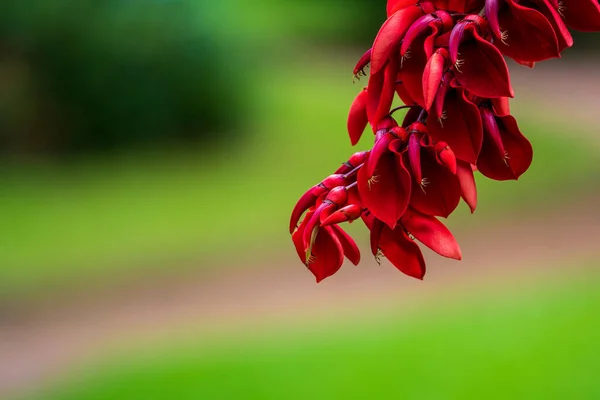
407,150,461,218
387,0,420,16
454,25,514,98
427,86,483,164
374,54,400,124
293,222,344,283
492,97,511,116
396,79,417,107
401,207,462,260
456,160,478,213
477,114,533,181
331,225,361,266
366,66,385,123
371,6,423,75
423,48,447,111
399,35,430,108
379,225,426,279
290,186,325,233
532,0,573,51
347,89,369,146
562,0,600,32
408,133,423,184
368,133,395,177
353,48,372,78
368,216,385,257
358,152,411,229
495,0,560,62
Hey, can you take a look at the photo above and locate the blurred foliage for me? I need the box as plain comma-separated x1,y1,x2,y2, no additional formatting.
0,1,596,157
0,1,245,156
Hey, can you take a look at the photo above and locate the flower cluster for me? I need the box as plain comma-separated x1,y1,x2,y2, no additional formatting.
290,0,600,282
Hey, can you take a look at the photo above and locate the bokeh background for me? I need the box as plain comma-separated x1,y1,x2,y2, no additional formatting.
1,1,599,399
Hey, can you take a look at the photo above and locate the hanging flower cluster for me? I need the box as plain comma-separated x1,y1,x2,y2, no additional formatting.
290,0,600,282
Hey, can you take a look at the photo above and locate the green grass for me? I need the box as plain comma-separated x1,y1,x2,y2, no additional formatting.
38,265,600,400
0,56,597,294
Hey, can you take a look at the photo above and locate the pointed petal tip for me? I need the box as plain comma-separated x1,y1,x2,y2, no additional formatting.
452,249,463,261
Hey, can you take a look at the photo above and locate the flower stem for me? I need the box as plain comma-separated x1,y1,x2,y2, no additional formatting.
343,163,364,180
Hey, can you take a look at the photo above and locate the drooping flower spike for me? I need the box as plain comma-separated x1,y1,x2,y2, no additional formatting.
290,0,599,282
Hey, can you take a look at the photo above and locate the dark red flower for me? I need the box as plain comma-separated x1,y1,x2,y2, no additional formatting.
358,131,411,229
477,107,533,181
293,210,359,283
427,78,483,164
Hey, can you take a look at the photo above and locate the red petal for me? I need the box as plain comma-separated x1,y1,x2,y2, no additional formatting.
562,0,600,32
294,217,344,283
427,86,483,164
368,217,385,257
387,0,418,16
433,71,453,119
309,227,345,283
321,204,363,226
495,0,560,62
437,145,457,174
358,152,411,229
477,114,533,181
481,107,507,160
374,55,400,124
368,133,395,177
400,14,437,56
347,89,369,146
331,225,361,266
353,48,372,77
303,203,334,249
399,35,429,108
292,210,313,255
453,25,514,98
456,160,478,213
366,67,384,124
492,97,511,116
408,133,423,184
449,20,467,64
423,49,447,111
290,186,324,233
407,150,461,218
379,225,426,279
401,207,462,260
371,6,423,75
486,0,506,38
532,0,573,51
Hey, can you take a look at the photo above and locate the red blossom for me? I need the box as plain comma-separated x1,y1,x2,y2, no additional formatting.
289,0,599,282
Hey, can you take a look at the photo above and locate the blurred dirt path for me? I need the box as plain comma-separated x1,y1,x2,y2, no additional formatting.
510,59,600,140
1,65,600,400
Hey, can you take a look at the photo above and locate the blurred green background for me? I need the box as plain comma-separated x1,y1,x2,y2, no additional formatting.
0,1,599,399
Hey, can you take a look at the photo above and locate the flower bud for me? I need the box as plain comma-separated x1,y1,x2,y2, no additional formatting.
435,142,457,174
321,204,363,226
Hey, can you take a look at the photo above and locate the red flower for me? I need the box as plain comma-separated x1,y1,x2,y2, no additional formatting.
449,16,514,98
358,130,412,229
477,107,533,181
561,0,600,32
289,0,599,282
427,77,483,164
293,210,360,282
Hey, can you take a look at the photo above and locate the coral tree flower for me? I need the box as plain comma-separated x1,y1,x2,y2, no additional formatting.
289,0,599,282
